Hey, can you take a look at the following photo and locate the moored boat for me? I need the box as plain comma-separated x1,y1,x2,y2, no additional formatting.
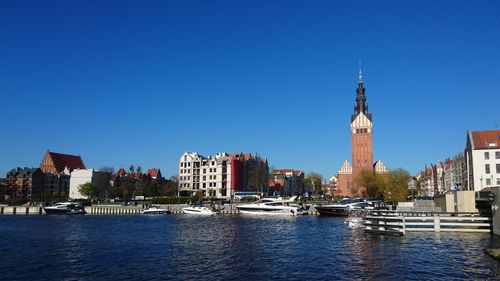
182,206,217,215
236,196,303,216
43,202,86,215
142,205,171,215
315,198,384,217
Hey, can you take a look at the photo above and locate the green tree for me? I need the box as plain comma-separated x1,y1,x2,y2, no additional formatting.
357,170,387,198
385,168,409,203
305,172,323,195
78,182,97,200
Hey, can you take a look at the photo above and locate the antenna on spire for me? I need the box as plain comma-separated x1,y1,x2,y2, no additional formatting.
358,60,363,84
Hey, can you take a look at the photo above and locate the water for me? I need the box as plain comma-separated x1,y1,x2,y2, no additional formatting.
0,215,499,280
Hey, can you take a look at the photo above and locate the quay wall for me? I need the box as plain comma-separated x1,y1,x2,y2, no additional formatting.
0,204,320,216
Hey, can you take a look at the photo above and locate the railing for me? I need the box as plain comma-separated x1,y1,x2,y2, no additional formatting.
364,211,491,235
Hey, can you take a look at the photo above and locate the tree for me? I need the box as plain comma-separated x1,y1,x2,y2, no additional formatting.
357,170,387,198
385,168,409,203
129,165,135,174
355,168,409,203
305,172,323,195
78,182,97,200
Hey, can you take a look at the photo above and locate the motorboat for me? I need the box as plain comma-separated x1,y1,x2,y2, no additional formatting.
142,205,171,215
43,202,86,215
182,205,217,215
236,196,303,216
315,198,385,217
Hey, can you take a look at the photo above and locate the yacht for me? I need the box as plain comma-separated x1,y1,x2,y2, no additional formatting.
43,202,86,215
236,196,303,216
182,206,217,215
142,205,171,215
315,198,384,217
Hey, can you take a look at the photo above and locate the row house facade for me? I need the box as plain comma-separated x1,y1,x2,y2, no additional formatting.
411,130,500,196
268,169,304,196
178,152,268,199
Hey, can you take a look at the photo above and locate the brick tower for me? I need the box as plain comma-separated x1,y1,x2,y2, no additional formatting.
336,70,374,197
350,69,374,194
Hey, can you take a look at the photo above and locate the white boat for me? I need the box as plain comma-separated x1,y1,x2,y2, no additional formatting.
44,202,86,215
236,196,302,216
142,205,171,215
182,206,217,215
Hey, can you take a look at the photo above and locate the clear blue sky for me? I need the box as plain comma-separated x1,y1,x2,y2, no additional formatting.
1,0,499,179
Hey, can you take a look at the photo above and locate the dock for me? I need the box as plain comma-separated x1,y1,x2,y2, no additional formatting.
364,211,492,235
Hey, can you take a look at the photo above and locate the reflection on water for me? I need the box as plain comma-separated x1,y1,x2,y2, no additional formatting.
0,215,499,280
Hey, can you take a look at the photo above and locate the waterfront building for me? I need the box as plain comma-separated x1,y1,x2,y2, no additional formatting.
5,167,45,201
40,151,85,174
336,70,388,197
69,169,112,199
39,151,86,199
268,169,304,196
465,130,500,191
178,152,268,199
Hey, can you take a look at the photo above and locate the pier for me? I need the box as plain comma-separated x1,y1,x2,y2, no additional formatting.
364,211,492,235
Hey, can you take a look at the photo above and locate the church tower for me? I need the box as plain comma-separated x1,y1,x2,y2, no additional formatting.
350,69,374,192
336,69,375,197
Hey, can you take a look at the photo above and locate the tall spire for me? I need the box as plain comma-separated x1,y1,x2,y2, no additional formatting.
358,60,363,84
351,64,372,122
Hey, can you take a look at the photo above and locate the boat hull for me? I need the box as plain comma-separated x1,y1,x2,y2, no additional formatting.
182,207,215,215
237,206,300,216
315,206,369,217
43,208,86,215
142,210,171,215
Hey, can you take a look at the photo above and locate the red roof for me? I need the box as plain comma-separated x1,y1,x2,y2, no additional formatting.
471,130,500,150
147,168,160,178
45,152,85,173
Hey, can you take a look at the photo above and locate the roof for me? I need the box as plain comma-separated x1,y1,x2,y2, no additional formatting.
147,168,160,178
470,130,500,150
45,152,85,173
272,169,303,175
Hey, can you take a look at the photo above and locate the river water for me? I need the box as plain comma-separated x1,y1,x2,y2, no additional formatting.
0,215,499,280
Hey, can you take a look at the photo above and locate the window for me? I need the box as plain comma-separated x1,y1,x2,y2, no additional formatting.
496,151,500,159
486,164,490,174
485,152,489,160
486,178,491,185
497,164,500,174
497,178,500,186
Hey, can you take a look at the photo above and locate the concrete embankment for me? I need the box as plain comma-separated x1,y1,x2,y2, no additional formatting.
0,206,43,215
0,204,320,215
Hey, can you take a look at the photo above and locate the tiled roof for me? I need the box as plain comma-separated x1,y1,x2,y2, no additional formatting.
47,152,85,173
471,130,500,150
147,168,160,178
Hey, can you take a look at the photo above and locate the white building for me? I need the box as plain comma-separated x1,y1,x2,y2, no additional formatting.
466,130,500,191
69,169,109,199
178,152,234,199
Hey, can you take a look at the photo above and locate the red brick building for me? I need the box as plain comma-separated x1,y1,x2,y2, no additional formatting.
336,70,387,197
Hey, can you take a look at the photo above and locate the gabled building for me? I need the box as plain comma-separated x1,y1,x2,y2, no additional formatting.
40,151,85,174
465,130,500,191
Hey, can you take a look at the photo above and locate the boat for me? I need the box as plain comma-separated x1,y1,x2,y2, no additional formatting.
142,205,171,215
236,196,304,216
182,205,217,215
315,198,385,217
43,202,86,215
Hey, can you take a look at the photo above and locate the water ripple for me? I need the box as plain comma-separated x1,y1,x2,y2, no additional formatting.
0,215,499,280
